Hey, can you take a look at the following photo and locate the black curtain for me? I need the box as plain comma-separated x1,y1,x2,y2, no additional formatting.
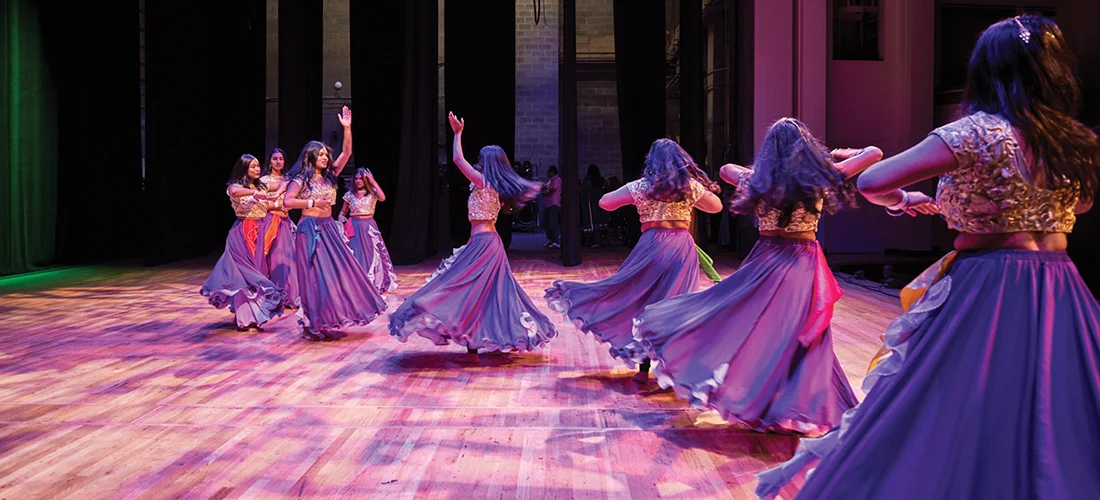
278,0,323,167
445,0,515,246
145,0,266,265
44,1,142,267
559,0,581,266
680,0,707,247
613,0,665,244
353,0,441,264
727,0,756,257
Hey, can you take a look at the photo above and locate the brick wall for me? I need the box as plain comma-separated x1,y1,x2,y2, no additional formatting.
515,0,560,172
265,0,623,179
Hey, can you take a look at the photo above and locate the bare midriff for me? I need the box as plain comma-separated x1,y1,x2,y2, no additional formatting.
759,229,816,240
470,220,497,235
955,232,1068,251
641,220,690,232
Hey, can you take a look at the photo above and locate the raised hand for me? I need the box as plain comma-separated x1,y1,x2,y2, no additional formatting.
903,192,939,216
338,106,352,128
448,112,465,134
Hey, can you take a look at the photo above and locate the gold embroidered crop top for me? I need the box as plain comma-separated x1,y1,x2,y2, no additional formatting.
468,183,502,221
294,179,338,205
343,191,377,217
627,178,707,223
259,174,286,191
930,112,1078,234
227,186,268,219
737,171,823,232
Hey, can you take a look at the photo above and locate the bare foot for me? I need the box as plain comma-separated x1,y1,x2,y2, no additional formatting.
633,371,649,384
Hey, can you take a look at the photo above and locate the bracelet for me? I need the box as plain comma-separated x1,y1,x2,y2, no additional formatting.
884,191,909,217
308,199,314,209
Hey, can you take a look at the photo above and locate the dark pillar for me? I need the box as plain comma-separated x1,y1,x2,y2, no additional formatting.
559,0,581,266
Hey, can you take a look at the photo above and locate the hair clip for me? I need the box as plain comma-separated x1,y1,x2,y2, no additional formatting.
1014,16,1031,44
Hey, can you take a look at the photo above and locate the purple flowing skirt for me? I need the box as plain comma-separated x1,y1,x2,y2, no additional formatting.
347,217,398,293
259,213,300,308
294,216,387,332
545,228,699,364
388,231,556,352
200,219,286,328
631,237,857,435
756,250,1100,499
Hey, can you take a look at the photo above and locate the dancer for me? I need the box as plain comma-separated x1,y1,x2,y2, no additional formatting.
545,138,723,382
388,112,557,360
339,167,398,293
258,147,300,308
282,106,387,341
630,118,881,434
756,15,1100,499
200,154,286,330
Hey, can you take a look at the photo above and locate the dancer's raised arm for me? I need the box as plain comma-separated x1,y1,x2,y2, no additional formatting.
449,112,485,188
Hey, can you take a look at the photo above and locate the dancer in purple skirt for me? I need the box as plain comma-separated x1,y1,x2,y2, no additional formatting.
545,138,723,383
630,118,885,434
756,15,1100,499
258,147,300,309
200,154,286,330
283,106,387,341
339,167,398,294
388,112,556,362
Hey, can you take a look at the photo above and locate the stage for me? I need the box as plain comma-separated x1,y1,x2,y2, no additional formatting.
0,234,901,499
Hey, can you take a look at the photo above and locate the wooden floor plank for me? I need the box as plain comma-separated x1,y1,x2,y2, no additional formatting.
0,239,903,498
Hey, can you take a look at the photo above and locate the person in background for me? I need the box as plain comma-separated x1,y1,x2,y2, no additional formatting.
542,165,562,249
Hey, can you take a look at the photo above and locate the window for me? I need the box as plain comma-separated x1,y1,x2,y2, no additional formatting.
833,0,882,61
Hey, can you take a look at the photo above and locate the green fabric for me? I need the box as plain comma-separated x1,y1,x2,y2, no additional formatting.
1,0,57,276
697,245,721,283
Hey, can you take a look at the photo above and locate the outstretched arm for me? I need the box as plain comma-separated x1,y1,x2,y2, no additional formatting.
856,136,953,216
832,146,883,179
332,106,353,175
598,184,633,211
719,163,751,187
448,112,485,188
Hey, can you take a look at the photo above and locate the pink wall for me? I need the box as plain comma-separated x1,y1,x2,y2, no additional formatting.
819,0,938,254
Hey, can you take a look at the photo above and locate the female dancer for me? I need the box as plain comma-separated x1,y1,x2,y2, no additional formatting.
258,147,299,308
200,154,286,330
756,15,1100,499
388,112,556,360
630,118,882,434
282,106,387,341
339,168,398,293
545,138,723,382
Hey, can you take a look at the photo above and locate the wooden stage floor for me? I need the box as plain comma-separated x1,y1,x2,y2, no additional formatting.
0,236,901,499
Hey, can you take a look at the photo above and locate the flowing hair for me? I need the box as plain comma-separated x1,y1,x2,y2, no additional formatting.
285,140,338,193
730,118,857,228
476,145,541,210
641,138,719,202
226,154,263,190
261,147,286,177
963,14,1099,201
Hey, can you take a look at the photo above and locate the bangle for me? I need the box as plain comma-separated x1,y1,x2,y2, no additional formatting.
308,199,314,209
884,191,909,217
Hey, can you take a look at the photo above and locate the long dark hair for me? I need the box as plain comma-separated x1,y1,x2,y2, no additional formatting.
963,14,1099,201
227,154,263,189
262,147,286,177
730,118,856,227
641,138,719,202
476,145,541,210
285,140,338,193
